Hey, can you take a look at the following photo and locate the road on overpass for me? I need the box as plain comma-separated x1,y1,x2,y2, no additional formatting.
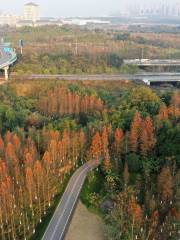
42,160,99,240
15,72,180,84
124,59,180,66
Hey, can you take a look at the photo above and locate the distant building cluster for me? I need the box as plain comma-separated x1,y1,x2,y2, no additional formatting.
129,2,180,17
0,2,110,28
0,2,62,27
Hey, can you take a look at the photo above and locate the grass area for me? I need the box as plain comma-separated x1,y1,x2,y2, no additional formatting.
86,205,103,218
80,168,104,218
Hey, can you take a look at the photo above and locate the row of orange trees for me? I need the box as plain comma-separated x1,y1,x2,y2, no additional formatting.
38,87,104,116
0,128,87,240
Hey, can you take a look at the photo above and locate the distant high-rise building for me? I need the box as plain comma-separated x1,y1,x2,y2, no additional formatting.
24,2,40,22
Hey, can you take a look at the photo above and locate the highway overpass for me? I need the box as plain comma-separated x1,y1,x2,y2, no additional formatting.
19,73,180,86
0,42,17,80
124,59,180,67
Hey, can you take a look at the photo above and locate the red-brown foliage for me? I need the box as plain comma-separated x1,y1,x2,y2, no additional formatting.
38,87,104,116
130,112,142,152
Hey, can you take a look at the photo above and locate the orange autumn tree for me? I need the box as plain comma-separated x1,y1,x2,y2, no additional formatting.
0,135,4,156
101,126,111,171
26,167,34,208
114,128,124,154
38,87,104,117
104,149,111,172
158,166,173,202
113,128,124,170
168,91,180,117
79,129,86,163
158,105,169,121
42,150,52,206
33,160,44,222
111,187,144,238
130,112,142,153
101,126,109,156
140,116,156,156
128,195,143,226
89,131,102,164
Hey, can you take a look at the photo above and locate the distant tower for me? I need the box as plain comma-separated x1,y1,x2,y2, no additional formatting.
24,2,40,22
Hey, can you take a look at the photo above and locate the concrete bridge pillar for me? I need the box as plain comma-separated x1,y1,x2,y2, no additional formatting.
4,66,9,80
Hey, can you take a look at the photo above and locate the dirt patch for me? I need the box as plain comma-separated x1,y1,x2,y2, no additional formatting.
65,201,105,240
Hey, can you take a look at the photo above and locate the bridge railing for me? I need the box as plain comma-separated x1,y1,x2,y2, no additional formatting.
0,48,17,69
124,59,180,66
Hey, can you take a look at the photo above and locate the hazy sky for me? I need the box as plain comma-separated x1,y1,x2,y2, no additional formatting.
1,0,179,17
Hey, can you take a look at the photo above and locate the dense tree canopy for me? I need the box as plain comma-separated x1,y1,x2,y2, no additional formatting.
0,79,179,240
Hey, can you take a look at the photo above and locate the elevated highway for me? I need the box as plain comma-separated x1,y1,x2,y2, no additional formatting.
19,73,180,86
0,42,17,80
124,59,180,67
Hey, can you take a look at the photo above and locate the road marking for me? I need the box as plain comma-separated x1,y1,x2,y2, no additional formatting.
48,164,91,240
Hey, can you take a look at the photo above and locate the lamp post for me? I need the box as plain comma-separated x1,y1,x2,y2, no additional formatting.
19,39,24,55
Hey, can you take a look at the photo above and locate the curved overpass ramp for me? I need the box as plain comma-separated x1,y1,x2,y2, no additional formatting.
42,160,99,240
0,42,17,80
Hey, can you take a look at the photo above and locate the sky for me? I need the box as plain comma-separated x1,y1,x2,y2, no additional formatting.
0,0,179,17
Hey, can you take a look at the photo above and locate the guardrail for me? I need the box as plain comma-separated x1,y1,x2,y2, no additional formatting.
124,59,180,66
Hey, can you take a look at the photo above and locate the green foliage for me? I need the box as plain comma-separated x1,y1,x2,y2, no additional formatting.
156,122,180,167
81,170,104,207
49,117,78,131
120,64,139,74
107,53,123,69
114,33,130,41
126,86,161,115
127,153,141,172
14,52,124,74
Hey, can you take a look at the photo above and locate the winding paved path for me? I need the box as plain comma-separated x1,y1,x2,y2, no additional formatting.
42,160,99,240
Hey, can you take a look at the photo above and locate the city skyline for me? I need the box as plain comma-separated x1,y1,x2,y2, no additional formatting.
1,0,180,17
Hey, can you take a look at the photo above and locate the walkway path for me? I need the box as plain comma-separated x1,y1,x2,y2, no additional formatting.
42,161,99,240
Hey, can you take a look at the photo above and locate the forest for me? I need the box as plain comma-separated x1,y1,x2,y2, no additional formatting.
0,79,179,239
